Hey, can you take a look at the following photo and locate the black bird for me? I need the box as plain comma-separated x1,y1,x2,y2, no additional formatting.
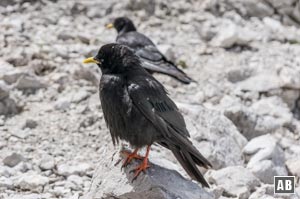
106,17,195,84
83,44,211,187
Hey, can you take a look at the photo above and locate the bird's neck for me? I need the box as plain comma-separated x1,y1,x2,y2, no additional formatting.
119,26,136,35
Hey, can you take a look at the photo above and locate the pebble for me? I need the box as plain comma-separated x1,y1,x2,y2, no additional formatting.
23,119,38,129
56,163,92,176
14,74,47,90
3,153,25,167
286,159,300,177
39,156,55,171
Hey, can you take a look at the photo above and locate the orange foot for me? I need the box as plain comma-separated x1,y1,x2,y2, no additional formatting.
131,157,150,182
121,148,143,168
130,145,151,182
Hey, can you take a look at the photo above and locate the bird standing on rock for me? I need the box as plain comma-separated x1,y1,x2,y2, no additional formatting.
83,44,211,187
106,17,195,84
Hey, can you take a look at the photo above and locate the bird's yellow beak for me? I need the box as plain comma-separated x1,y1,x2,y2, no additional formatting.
106,23,114,29
83,57,100,64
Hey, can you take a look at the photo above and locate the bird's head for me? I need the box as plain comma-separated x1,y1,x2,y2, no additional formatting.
83,43,140,74
106,17,136,34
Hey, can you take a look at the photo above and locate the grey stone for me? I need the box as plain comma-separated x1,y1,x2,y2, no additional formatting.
206,166,260,199
248,184,275,199
23,119,38,129
0,81,9,100
84,150,214,199
0,81,19,116
73,67,99,86
2,71,29,85
206,0,300,27
3,153,25,167
0,97,19,116
57,33,75,41
14,74,47,90
127,0,156,15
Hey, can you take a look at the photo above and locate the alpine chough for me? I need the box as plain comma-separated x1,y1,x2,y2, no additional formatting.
83,44,211,187
106,17,195,84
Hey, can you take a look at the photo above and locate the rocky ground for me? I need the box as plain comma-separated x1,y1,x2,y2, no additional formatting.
0,0,300,198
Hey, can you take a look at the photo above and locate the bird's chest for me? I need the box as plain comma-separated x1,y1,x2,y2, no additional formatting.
99,75,132,132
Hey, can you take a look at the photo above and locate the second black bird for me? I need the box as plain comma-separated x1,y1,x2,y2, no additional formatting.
106,17,195,84
83,43,211,187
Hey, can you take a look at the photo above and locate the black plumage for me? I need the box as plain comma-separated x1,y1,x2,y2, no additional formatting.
107,17,195,84
83,44,211,187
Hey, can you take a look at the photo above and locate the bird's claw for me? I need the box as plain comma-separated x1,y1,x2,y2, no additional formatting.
121,150,143,169
130,160,150,182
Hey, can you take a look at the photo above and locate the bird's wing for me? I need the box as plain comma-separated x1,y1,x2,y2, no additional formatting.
127,74,211,186
117,32,163,61
117,32,195,84
127,74,189,138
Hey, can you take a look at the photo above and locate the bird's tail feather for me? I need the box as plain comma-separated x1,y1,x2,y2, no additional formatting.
159,128,211,187
141,60,196,84
171,146,210,187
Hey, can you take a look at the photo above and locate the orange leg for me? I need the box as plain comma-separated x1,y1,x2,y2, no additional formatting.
132,145,151,181
121,148,143,168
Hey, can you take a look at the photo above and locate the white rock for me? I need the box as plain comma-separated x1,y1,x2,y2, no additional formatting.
0,81,9,100
10,129,30,139
263,17,283,31
0,176,13,189
177,103,247,169
211,21,255,48
0,166,15,177
243,134,287,183
57,163,91,176
39,156,55,171
237,74,282,92
250,96,293,128
67,175,83,185
286,159,300,177
279,66,300,89
71,90,90,103
206,166,260,199
54,97,71,111
211,22,238,48
224,97,293,140
15,172,49,191
248,184,275,199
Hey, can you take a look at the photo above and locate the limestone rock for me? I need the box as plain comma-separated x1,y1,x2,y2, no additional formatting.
206,166,260,199
83,149,214,199
243,134,287,183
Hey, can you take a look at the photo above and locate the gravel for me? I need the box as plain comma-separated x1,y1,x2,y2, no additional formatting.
0,0,300,198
